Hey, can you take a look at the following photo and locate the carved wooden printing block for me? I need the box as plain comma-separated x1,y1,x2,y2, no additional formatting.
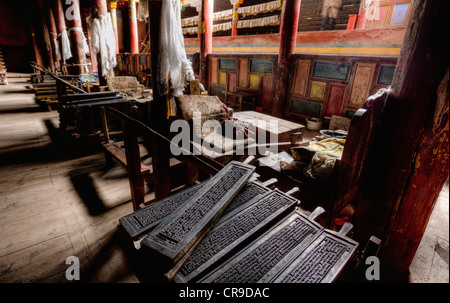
199,209,324,283
172,189,298,283
141,161,255,268
119,180,270,241
267,228,358,283
119,182,205,240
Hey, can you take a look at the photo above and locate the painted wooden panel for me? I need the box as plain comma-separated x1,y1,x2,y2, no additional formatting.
312,61,351,81
219,58,236,70
378,65,396,85
290,100,322,118
260,76,272,108
326,84,346,117
219,72,227,85
349,63,376,107
227,73,237,93
249,75,260,90
369,4,391,27
210,58,218,84
309,81,327,100
238,58,248,87
292,59,310,97
390,2,411,26
249,59,274,74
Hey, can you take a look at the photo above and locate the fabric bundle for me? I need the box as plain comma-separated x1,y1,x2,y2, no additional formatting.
158,0,195,96
88,13,117,77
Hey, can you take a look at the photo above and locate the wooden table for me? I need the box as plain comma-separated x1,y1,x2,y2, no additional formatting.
233,111,306,143
224,91,259,111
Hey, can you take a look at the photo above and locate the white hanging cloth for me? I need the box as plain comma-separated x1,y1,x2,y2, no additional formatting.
88,13,117,77
68,27,90,55
59,30,72,63
158,0,196,96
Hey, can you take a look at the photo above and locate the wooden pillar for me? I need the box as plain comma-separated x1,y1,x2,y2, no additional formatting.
129,0,139,55
200,0,213,91
270,0,301,118
64,0,88,75
90,0,108,85
42,11,56,71
110,0,120,54
47,7,61,70
370,0,449,278
230,0,243,36
36,0,56,71
148,0,171,201
53,0,67,70
335,0,449,280
28,2,46,68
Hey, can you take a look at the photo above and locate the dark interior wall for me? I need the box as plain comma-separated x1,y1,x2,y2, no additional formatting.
0,0,34,72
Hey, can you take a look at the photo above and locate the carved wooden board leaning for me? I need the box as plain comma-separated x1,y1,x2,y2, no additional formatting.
199,208,324,283
141,161,255,269
172,189,298,283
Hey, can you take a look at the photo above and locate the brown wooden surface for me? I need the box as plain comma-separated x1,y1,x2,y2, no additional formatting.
334,0,449,278
326,84,346,117
293,59,310,97
238,58,248,87
233,111,306,143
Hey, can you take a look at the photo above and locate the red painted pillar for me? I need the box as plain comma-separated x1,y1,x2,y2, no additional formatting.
64,0,88,75
42,11,56,71
47,8,61,70
230,0,243,36
110,1,120,54
271,0,301,117
200,0,213,92
28,1,46,69
53,0,68,70
129,0,139,54
231,4,238,36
